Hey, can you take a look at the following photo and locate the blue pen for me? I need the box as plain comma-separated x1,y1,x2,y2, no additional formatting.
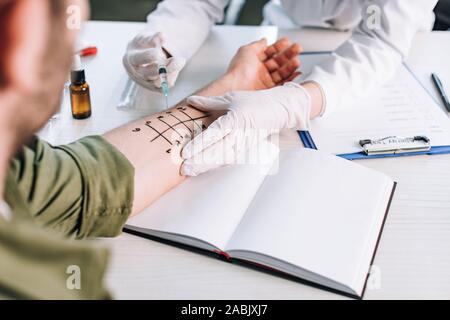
431,73,450,113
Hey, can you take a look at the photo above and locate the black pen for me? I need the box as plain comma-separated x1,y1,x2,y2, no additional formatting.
431,73,450,113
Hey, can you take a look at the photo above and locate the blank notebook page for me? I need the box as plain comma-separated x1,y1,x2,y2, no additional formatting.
225,149,394,294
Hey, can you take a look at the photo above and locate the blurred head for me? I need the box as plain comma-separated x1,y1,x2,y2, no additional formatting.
0,0,89,151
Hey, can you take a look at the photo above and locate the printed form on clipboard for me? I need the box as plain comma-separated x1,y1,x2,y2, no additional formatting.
298,52,450,160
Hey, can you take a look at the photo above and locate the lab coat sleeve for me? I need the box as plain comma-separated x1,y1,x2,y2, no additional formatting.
145,0,230,61
299,0,438,115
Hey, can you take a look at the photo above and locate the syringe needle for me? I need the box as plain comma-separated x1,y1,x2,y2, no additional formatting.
164,93,169,110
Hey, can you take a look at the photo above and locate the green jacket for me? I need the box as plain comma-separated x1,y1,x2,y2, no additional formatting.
0,136,134,299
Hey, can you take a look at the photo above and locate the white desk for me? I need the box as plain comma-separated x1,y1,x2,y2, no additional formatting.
40,22,450,300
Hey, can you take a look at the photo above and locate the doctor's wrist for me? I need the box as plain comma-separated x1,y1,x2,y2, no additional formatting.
301,81,325,119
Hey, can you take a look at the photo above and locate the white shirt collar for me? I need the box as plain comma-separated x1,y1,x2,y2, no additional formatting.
0,200,12,222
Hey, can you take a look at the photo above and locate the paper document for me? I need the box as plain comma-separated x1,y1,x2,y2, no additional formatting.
300,53,450,155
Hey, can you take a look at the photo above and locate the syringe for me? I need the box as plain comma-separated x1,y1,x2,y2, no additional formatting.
158,65,169,109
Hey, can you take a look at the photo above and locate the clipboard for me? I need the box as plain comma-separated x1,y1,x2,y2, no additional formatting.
298,57,450,160
299,131,450,160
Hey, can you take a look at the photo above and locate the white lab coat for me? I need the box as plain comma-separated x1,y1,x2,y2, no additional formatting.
144,0,437,114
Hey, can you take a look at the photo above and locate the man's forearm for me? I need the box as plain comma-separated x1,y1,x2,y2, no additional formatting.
104,35,307,216
103,75,233,216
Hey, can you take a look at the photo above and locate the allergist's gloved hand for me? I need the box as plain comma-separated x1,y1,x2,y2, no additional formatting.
123,32,186,91
181,83,312,177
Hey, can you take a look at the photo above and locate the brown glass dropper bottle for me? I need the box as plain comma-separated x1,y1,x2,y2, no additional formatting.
70,55,92,119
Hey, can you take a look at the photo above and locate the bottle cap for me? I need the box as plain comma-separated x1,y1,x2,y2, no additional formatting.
71,54,86,85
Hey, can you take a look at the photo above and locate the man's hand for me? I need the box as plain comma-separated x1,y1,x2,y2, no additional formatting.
226,38,302,91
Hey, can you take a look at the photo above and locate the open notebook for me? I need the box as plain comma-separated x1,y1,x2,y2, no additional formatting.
126,148,396,298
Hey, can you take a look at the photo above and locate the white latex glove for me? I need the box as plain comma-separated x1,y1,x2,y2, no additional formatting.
181,83,312,176
123,32,186,91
